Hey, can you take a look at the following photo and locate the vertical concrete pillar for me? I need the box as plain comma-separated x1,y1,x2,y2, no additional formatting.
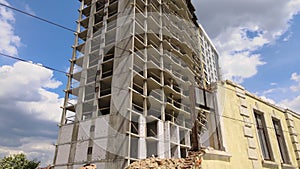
157,121,165,158
164,122,171,158
139,116,147,159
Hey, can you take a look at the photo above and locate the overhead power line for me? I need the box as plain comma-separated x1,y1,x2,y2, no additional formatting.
0,2,76,33
0,52,68,74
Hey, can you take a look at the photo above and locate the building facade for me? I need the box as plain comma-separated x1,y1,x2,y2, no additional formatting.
198,24,220,87
201,80,300,169
53,0,220,168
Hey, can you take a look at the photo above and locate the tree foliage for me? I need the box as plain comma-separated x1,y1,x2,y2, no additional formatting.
0,153,40,169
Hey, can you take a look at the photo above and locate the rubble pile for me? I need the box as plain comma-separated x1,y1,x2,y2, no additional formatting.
126,151,204,169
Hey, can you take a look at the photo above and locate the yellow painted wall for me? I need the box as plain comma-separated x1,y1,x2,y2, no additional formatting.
246,95,298,168
202,81,300,169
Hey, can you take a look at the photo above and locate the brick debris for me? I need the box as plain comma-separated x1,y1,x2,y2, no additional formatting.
125,151,204,169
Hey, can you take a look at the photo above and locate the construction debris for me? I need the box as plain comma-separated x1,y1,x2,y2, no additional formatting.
126,151,204,169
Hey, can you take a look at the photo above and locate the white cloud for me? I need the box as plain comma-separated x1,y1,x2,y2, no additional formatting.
270,82,277,86
280,72,300,113
279,95,300,113
283,32,293,42
0,61,63,122
221,52,265,83
193,0,300,82
290,72,300,92
291,72,300,81
259,96,276,105
258,72,300,113
0,0,21,56
261,87,287,96
0,137,56,166
24,4,35,15
0,62,63,166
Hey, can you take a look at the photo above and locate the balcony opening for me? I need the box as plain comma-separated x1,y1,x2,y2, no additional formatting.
91,36,101,52
109,0,118,5
147,108,161,119
171,144,178,158
86,67,97,84
146,140,158,158
82,101,96,120
148,0,160,13
96,0,105,12
102,70,113,79
107,15,117,31
147,120,157,137
165,109,179,123
136,14,145,29
132,93,144,114
100,88,111,97
180,147,187,158
131,115,139,135
100,77,112,97
133,81,143,95
93,22,103,37
82,5,91,18
82,112,93,121
90,125,95,132
87,146,93,155
130,136,139,159
89,51,100,67
82,0,92,6
108,1,118,18
95,11,104,25
104,46,115,61
75,42,85,54
136,0,146,15
134,46,145,60
179,130,186,145
105,29,116,45
147,88,161,101
65,110,76,124
84,84,95,101
101,60,114,79
98,96,111,116
147,69,161,84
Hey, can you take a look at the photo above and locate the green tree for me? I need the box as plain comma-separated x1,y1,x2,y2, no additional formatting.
0,153,40,169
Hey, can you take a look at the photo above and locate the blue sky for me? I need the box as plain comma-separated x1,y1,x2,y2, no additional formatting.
0,0,300,166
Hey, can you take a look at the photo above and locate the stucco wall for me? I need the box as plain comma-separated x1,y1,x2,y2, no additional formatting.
202,81,300,169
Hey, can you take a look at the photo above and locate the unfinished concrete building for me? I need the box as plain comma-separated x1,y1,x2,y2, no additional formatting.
53,0,220,168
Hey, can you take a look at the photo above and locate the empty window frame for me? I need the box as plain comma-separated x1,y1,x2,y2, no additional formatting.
87,146,93,155
147,121,157,137
272,118,290,164
90,125,95,132
254,111,272,160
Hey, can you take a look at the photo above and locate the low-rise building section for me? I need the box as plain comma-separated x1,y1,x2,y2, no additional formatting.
201,80,300,169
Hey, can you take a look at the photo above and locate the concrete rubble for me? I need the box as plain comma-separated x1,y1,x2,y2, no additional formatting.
125,151,204,169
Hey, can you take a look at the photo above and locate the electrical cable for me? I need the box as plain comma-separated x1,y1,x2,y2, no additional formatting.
0,52,68,74
208,110,293,135
0,2,76,33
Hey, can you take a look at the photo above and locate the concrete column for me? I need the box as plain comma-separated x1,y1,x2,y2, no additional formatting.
157,121,165,158
139,116,147,159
